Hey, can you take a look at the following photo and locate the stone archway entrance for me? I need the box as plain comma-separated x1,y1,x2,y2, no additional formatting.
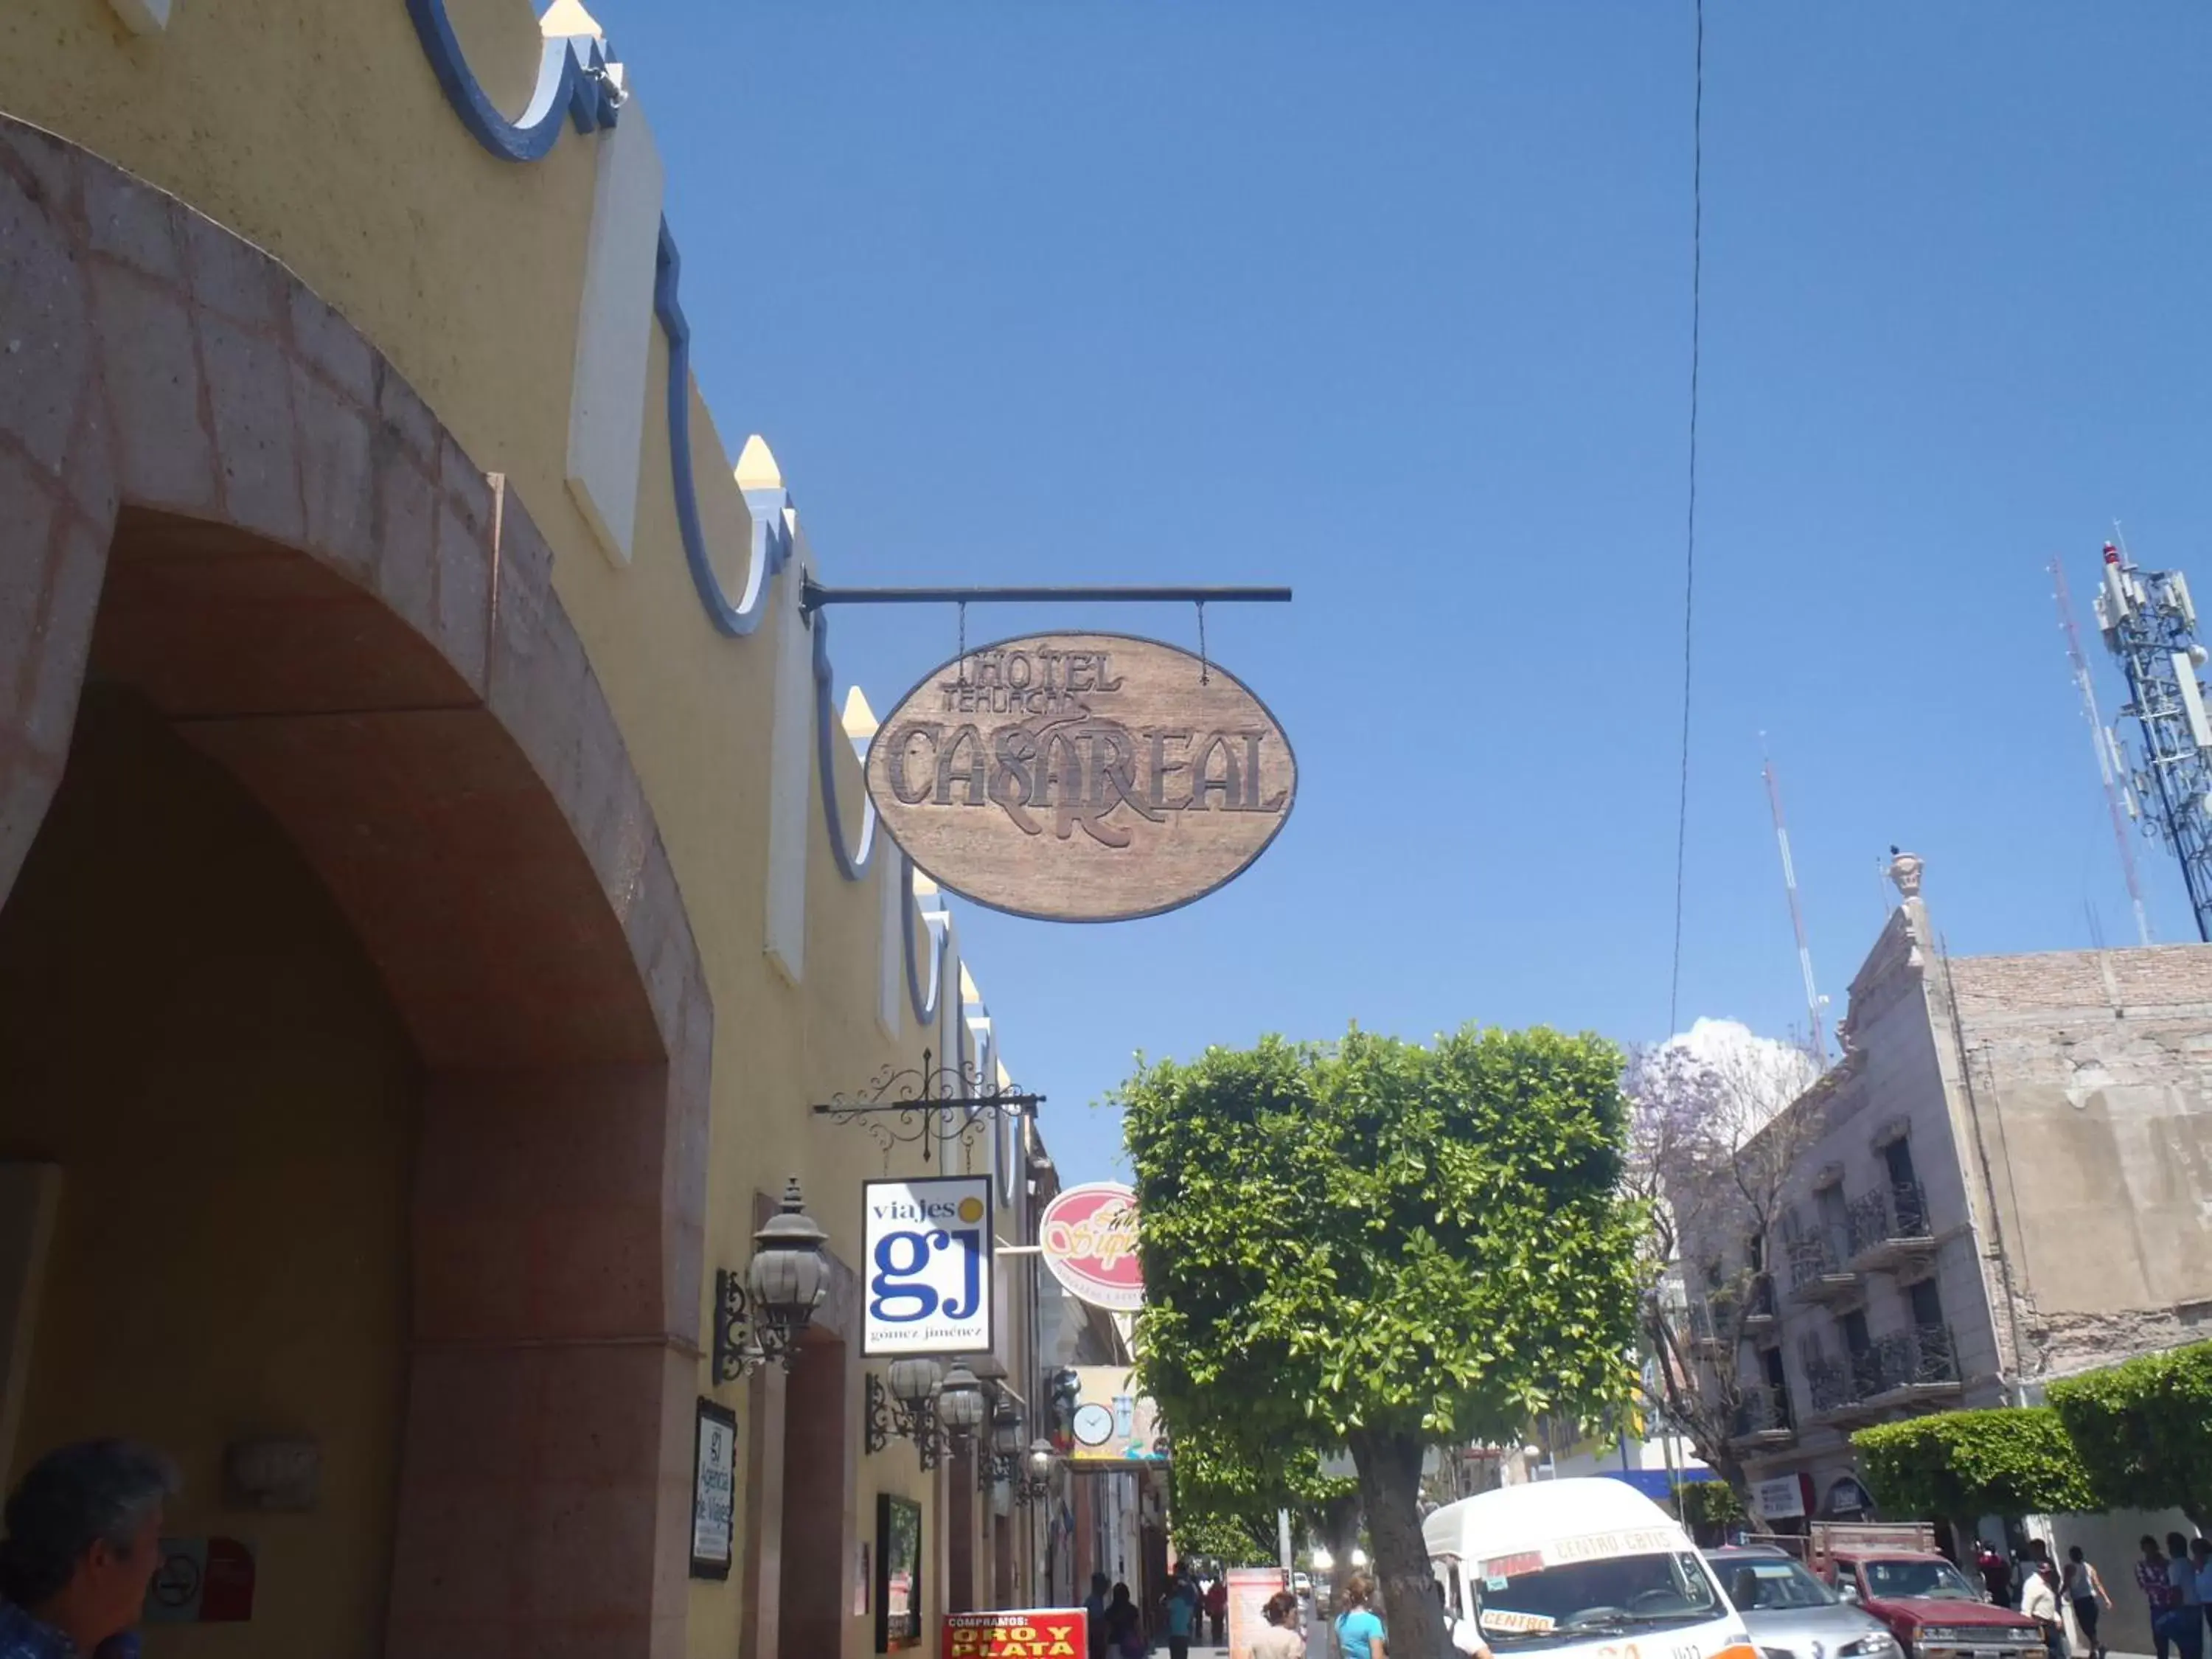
0,115,711,1657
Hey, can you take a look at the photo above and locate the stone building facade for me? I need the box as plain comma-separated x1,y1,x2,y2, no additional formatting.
1688,860,2212,1540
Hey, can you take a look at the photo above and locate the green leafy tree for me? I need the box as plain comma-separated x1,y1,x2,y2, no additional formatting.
2047,1340,2212,1526
1853,1408,2095,1551
1121,1026,1644,1659
1676,1479,1745,1544
1168,1421,1355,1568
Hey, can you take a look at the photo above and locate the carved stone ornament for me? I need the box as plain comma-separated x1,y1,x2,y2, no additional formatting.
1888,846,1924,901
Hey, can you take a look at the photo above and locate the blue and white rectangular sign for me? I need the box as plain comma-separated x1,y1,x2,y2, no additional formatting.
861,1176,994,1356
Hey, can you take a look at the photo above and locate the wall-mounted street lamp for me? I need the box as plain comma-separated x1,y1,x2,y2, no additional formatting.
978,1397,1025,1492
866,1357,947,1470
936,1363,989,1438
1013,1438,1056,1508
712,1178,830,1382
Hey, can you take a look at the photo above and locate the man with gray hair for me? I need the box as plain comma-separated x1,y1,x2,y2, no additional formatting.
0,1440,177,1659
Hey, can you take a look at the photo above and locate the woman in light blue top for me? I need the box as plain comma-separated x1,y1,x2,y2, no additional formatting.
1335,1571,1387,1659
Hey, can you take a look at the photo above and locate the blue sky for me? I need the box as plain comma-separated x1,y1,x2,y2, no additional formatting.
594,3,2212,1185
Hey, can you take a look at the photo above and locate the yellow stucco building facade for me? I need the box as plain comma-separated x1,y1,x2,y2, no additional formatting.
0,1,1070,1653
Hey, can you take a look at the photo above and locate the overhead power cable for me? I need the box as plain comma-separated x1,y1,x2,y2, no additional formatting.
1667,0,1705,1035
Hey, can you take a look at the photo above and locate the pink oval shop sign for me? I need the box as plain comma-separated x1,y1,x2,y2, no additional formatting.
1039,1183,1144,1311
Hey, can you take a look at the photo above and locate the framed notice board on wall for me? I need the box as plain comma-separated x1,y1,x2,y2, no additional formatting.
690,1399,737,1579
875,1492,922,1652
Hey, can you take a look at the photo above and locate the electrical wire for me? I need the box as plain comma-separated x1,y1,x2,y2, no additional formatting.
1667,0,1705,1036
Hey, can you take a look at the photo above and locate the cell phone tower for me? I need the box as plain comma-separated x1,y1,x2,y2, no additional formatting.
2095,539,2212,943
2051,557,2152,947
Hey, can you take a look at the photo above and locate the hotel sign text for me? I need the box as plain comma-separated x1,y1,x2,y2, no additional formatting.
865,633,1295,922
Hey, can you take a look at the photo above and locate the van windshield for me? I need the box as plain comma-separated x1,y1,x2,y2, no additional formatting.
1472,1547,1725,1649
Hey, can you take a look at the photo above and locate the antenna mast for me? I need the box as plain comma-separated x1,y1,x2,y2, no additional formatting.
2052,556,2152,947
2097,538,2212,942
1760,738,1829,1065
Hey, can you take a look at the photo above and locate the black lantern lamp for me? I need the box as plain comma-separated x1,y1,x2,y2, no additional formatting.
978,1397,1026,1492
866,1357,947,1470
937,1363,988,1438
713,1178,829,1382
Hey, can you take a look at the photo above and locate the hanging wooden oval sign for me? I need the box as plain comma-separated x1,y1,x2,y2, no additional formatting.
864,631,1296,922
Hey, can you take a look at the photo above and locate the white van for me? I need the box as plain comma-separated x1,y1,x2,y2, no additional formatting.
1423,1478,1756,1659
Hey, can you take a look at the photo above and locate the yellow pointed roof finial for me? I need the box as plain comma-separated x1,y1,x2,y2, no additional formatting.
842,686,879,742
734,434,784,493
539,0,605,39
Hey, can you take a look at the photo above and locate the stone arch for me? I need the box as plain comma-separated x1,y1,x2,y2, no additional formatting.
0,113,709,1655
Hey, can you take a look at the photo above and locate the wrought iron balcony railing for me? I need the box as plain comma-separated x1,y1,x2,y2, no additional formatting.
1845,1181,1935,1263
1804,1354,1857,1413
1787,1232,1837,1289
1731,1384,1795,1440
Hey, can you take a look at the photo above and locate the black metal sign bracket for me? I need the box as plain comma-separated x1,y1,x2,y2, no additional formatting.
799,580,1292,619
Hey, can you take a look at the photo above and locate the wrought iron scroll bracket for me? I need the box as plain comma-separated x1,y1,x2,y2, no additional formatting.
864,1371,943,1471
712,1268,770,1383
810,1048,1044,1165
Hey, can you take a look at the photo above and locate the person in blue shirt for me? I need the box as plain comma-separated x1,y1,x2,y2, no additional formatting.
1335,1571,1388,1659
1164,1565,1201,1659
0,1440,177,1659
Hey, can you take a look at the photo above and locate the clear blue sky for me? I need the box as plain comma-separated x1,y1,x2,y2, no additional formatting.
593,2,2212,1185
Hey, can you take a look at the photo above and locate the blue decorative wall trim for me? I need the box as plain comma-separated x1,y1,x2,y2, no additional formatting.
408,18,958,1027
810,611,879,880
905,866,947,1024
405,0,619,163
655,222,782,638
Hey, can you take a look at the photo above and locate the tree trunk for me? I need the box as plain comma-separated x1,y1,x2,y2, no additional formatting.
1321,1491,1360,1593
1350,1427,1446,1659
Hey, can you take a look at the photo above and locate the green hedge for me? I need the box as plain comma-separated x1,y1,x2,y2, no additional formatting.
2048,1340,2212,1524
1853,1407,2093,1523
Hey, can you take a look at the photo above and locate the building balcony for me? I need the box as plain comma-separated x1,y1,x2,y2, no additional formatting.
1859,1323,1963,1409
1729,1384,1796,1450
1843,1180,1937,1273
1801,1326,1962,1428
1740,1276,1778,1332
1787,1232,1863,1306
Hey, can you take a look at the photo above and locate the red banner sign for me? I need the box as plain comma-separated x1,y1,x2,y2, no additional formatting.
944,1608,1087,1658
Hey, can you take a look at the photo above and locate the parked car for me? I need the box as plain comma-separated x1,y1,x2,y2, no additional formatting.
1821,1551,2045,1659
1705,1546,1903,1659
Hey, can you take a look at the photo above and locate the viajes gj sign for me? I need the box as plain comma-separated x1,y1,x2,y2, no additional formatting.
862,1177,994,1357
865,633,1296,923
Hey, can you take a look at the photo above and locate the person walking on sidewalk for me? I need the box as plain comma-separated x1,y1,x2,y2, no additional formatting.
1104,1583,1144,1659
0,1439,178,1659
2163,1534,2204,1659
1163,1567,1200,1659
2140,1537,2182,1659
1333,1572,1387,1659
2020,1545,2066,1659
1242,1590,1304,1659
2192,1540,2212,1652
2063,1545,2112,1659
1085,1573,1113,1659
1206,1577,1228,1646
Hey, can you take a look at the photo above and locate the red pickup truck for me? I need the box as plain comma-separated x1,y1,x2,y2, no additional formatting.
1821,1551,2045,1659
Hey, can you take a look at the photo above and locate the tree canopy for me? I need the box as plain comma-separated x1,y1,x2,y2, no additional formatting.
2047,1340,2212,1525
1121,1024,1644,1659
1852,1407,2094,1529
1166,1420,1354,1568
